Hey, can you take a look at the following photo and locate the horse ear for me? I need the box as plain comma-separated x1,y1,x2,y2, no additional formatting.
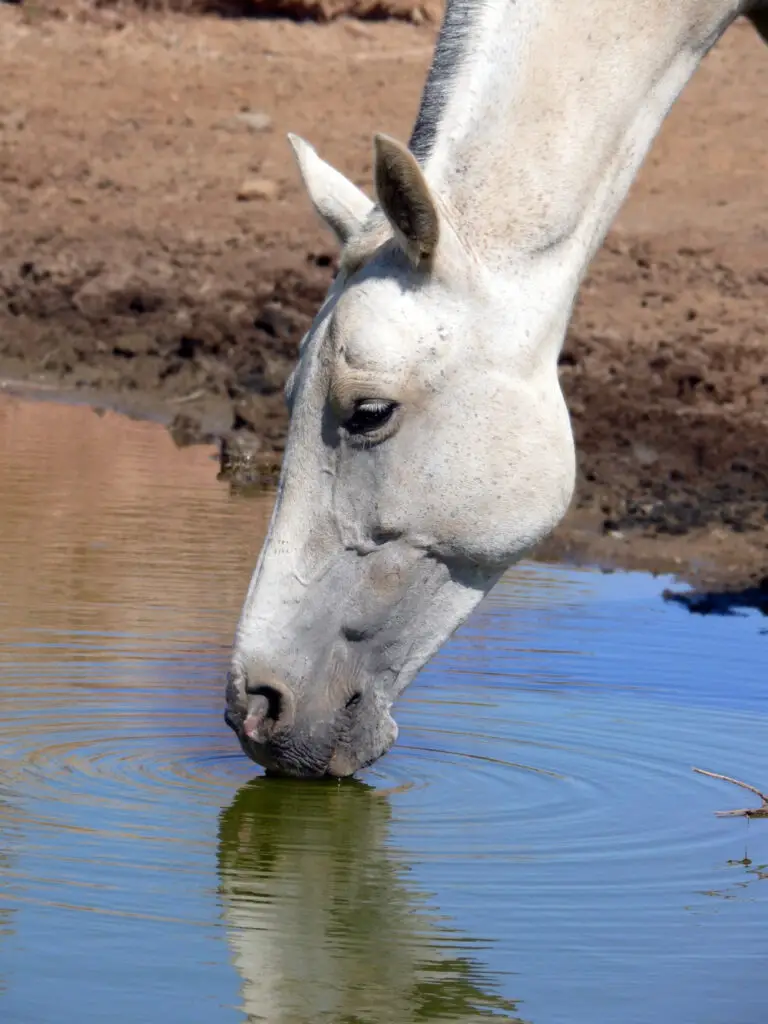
373,133,439,267
288,134,374,246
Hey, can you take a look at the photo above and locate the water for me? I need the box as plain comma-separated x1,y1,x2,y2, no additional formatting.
0,395,766,1024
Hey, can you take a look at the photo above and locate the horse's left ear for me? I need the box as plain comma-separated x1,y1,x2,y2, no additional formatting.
288,133,374,247
373,134,440,268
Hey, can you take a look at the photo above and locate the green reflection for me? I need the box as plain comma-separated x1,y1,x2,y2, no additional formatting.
217,779,527,1024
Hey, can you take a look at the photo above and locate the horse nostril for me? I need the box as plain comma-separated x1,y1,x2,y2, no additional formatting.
246,684,285,724
241,680,295,744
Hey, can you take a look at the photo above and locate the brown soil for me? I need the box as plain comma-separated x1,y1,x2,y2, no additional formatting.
1,6,767,596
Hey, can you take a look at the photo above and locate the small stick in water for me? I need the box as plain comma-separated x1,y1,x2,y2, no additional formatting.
692,767,768,819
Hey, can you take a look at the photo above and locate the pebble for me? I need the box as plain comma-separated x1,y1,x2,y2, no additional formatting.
234,110,273,134
215,110,273,134
236,179,279,202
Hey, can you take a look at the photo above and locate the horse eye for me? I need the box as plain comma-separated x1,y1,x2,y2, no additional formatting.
344,399,398,437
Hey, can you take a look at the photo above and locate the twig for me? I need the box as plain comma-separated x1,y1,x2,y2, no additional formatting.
693,767,768,819
693,768,767,801
168,389,205,405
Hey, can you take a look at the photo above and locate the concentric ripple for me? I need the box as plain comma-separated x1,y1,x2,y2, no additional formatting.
365,692,763,881
0,690,256,851
1,729,249,805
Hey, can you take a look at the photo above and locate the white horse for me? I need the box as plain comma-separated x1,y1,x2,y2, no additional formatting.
225,0,768,777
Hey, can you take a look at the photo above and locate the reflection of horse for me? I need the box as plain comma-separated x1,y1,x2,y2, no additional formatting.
216,779,526,1024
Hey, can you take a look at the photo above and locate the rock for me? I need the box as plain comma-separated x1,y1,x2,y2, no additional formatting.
215,110,273,134
234,110,273,133
218,432,280,494
633,442,659,467
111,332,154,358
73,267,170,319
168,412,213,449
236,179,279,202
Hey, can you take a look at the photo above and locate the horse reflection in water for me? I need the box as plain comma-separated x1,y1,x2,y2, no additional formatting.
216,781,525,1024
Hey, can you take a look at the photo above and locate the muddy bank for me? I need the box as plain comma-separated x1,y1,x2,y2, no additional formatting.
0,9,767,592
22,0,440,25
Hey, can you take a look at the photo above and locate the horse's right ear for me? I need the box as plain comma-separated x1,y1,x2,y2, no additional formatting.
373,133,440,268
288,134,374,247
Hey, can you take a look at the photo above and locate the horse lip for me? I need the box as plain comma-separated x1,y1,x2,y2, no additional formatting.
325,749,359,778
228,718,336,779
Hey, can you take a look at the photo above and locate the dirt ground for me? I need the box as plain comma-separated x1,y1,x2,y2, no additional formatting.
1,6,767,597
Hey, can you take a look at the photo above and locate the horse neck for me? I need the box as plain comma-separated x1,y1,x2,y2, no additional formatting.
412,0,742,277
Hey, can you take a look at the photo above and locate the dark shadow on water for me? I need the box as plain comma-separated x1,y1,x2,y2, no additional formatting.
217,777,528,1024
663,581,768,620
